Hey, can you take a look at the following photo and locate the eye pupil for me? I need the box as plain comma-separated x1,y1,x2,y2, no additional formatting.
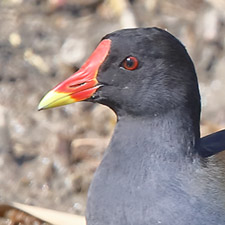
122,56,138,70
126,58,134,67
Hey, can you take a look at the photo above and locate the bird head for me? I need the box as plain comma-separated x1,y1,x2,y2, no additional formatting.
38,28,200,119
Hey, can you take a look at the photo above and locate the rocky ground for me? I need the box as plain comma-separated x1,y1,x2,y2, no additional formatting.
0,0,225,223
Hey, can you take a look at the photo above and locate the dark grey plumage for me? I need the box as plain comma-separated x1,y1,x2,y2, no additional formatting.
84,28,225,225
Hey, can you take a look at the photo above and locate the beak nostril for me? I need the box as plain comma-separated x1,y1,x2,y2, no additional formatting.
69,82,86,88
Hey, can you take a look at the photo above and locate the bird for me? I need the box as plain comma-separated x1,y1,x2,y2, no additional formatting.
38,27,225,225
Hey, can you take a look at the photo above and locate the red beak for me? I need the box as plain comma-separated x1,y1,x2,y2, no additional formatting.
38,39,111,110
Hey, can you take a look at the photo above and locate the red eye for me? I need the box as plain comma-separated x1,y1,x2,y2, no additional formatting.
122,56,139,70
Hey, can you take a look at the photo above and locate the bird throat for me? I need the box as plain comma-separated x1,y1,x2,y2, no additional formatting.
112,110,199,162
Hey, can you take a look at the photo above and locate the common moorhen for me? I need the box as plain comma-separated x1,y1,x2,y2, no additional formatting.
39,27,225,225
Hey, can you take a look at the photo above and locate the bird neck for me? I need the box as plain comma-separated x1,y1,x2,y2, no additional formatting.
110,108,200,163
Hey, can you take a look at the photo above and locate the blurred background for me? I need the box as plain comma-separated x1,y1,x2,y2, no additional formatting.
0,0,225,222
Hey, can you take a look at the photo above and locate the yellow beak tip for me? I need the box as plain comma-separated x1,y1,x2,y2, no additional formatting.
37,104,45,111
38,90,76,110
